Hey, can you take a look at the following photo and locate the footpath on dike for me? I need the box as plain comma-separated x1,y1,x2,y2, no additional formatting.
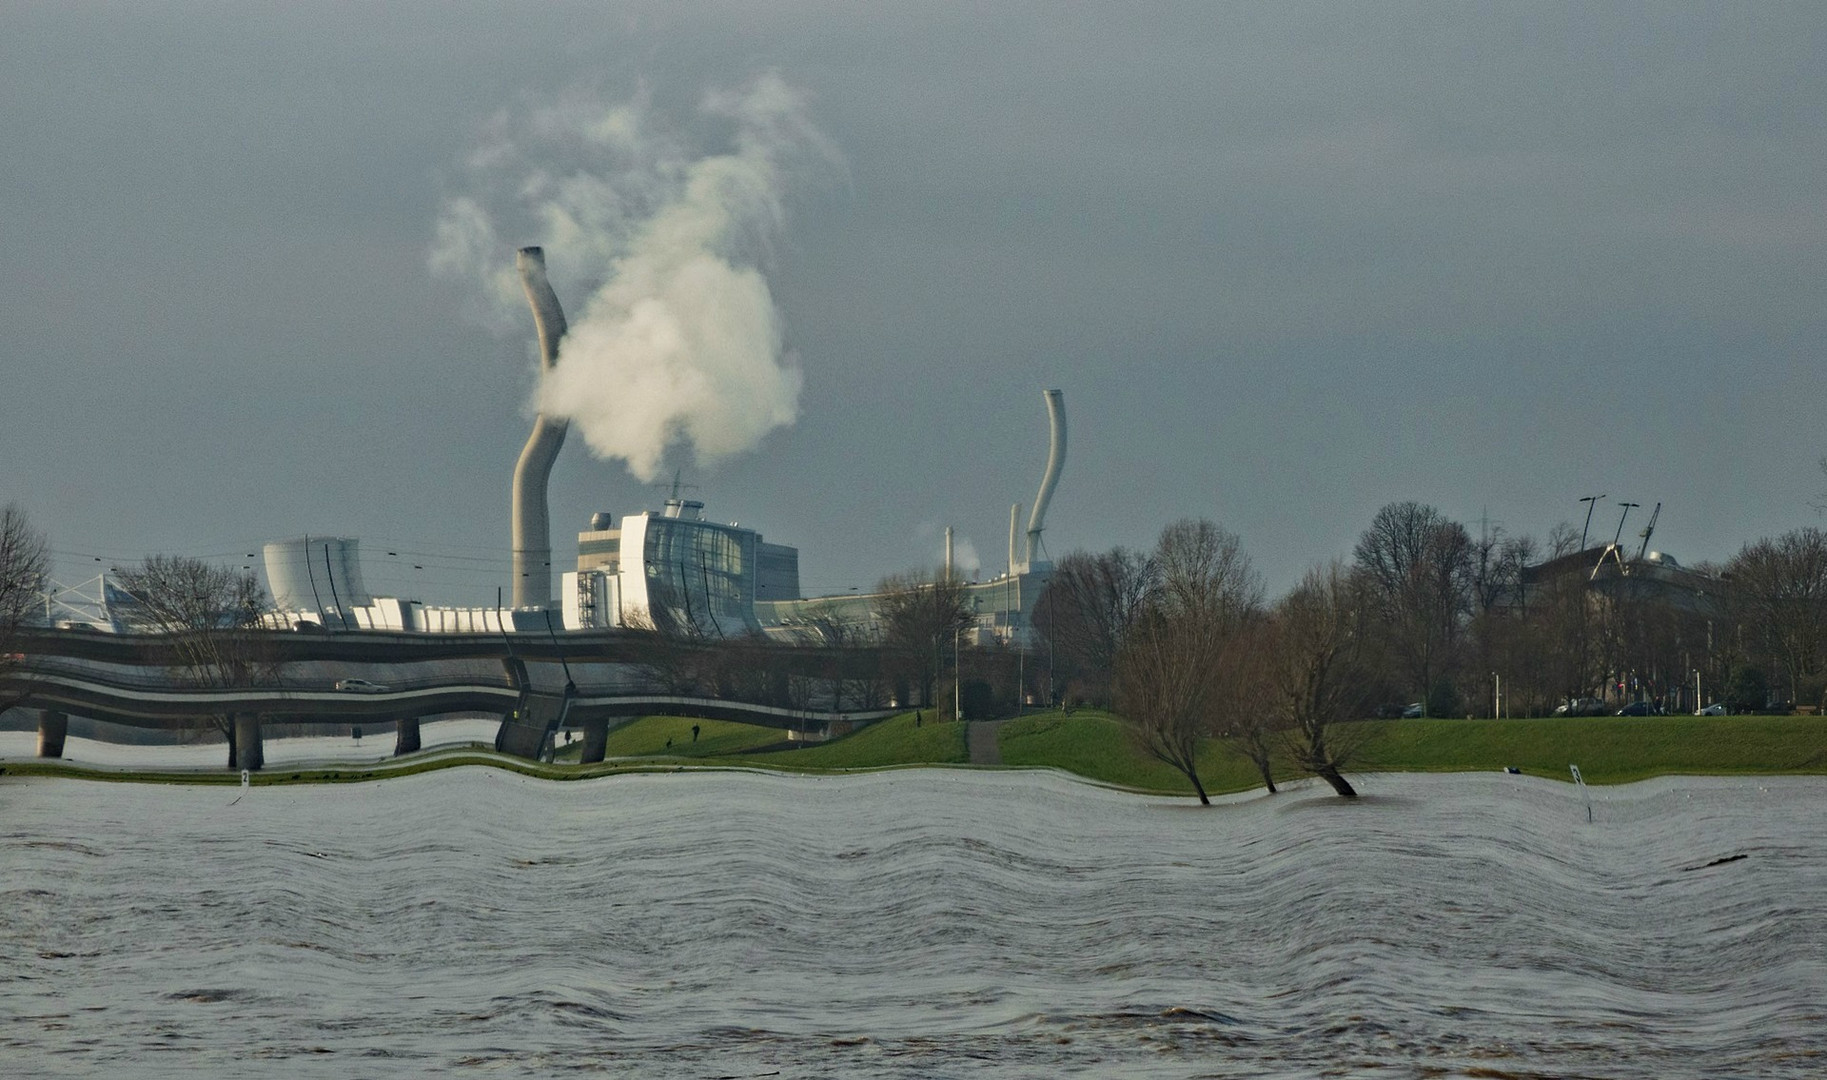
967,720,1006,765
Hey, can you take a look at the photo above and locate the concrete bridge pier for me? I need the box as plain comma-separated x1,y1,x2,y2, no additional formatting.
37,709,68,758
395,717,421,756
232,713,264,772
579,717,609,764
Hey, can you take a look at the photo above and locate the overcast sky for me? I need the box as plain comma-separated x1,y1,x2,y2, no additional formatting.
4,2,1824,608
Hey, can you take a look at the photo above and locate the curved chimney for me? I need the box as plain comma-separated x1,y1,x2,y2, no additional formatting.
1024,389,1066,568
511,246,569,610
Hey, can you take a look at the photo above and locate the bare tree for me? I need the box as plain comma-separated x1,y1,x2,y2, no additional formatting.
1269,563,1373,798
1032,547,1158,705
1353,501,1473,712
1115,606,1225,803
876,570,974,711
622,606,715,696
1112,520,1262,804
1725,528,1827,700
783,600,887,711
1471,528,1536,615
1,503,49,710
1209,616,1281,793
1546,521,1582,559
111,555,272,768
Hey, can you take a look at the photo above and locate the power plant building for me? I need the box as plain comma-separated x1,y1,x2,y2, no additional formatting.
561,499,801,636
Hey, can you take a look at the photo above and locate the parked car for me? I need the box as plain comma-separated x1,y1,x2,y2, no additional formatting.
334,678,390,693
1553,697,1608,717
1616,701,1660,716
1695,703,1727,716
1400,702,1425,719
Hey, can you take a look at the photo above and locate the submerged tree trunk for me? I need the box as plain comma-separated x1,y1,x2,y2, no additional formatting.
1254,757,1277,794
1184,766,1211,806
1314,762,1358,799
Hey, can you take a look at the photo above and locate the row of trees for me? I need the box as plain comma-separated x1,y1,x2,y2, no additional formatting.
1038,520,1370,803
1036,499,1827,802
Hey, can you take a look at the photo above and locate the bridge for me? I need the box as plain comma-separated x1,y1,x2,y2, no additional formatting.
3,627,900,769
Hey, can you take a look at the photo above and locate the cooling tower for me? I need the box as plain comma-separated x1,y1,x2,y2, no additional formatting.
1023,389,1067,568
511,246,569,610
262,537,370,613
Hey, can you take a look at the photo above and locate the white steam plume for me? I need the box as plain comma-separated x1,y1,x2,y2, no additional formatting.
951,537,983,578
430,76,836,481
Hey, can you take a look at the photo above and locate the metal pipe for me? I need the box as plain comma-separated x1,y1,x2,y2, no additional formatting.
511,246,570,611
1024,389,1067,567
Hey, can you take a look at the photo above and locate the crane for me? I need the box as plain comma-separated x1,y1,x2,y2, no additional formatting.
1635,502,1662,562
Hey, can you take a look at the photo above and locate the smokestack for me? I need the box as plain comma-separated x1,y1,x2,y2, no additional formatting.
1023,389,1066,569
1009,502,1020,575
511,246,569,610
944,526,954,581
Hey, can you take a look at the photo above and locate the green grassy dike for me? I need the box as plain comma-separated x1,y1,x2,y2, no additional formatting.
5,711,1823,795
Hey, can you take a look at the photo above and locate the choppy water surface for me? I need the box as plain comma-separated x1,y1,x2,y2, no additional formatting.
3,768,1823,1078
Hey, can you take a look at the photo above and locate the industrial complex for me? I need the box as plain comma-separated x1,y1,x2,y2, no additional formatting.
48,247,1071,649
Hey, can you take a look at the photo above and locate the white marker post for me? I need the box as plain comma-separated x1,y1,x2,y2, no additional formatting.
1570,764,1591,823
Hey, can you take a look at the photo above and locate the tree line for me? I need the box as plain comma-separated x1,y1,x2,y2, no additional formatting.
1034,499,1827,800
9,497,1827,782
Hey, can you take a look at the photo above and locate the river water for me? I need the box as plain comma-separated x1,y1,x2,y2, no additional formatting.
2,767,1822,1078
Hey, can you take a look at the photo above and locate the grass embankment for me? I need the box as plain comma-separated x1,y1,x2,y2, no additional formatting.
1354,714,1827,785
552,716,786,761
7,711,1822,792
997,709,1264,794
736,711,967,770
997,711,1827,797
551,711,967,770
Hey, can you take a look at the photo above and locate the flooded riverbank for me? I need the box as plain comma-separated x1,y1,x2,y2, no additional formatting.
4,769,1822,1077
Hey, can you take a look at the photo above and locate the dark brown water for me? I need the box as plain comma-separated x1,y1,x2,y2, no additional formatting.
3,769,1822,1077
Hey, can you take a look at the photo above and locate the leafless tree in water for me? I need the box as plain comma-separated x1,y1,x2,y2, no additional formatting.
1210,617,1281,793
1114,520,1261,805
1268,563,1373,798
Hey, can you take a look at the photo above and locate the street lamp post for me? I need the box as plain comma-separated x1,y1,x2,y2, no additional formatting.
954,624,962,722
1492,671,1501,720
1612,502,1640,552
1578,494,1607,551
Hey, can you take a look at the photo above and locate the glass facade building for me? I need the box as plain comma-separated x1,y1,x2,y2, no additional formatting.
565,499,799,637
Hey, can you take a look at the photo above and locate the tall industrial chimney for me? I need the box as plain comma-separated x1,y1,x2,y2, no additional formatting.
1023,389,1067,569
511,246,569,610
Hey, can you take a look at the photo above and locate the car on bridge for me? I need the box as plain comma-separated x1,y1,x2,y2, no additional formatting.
334,678,391,693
